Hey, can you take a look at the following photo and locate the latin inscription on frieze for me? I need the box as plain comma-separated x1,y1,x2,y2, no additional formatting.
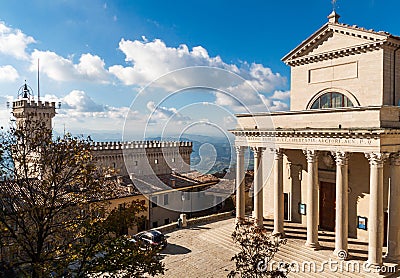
246,136,376,146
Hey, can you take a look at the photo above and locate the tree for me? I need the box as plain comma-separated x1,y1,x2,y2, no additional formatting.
228,219,290,278
0,120,164,277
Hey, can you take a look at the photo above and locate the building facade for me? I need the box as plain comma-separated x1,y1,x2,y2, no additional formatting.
233,12,400,267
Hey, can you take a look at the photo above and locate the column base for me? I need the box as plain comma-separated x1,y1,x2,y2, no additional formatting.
305,242,321,250
254,219,264,228
333,249,349,260
272,231,285,238
235,217,245,225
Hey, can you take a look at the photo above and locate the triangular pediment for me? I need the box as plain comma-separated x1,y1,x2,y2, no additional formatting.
282,22,393,65
307,32,372,56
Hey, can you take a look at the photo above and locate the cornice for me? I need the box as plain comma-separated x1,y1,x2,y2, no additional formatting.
282,21,400,67
286,40,384,67
231,128,400,139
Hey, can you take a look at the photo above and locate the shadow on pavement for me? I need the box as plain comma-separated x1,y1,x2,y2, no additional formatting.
161,243,191,255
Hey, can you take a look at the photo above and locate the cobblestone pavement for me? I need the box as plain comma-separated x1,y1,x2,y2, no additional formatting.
158,217,238,278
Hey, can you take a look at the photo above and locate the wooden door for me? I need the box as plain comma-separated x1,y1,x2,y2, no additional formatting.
319,182,336,231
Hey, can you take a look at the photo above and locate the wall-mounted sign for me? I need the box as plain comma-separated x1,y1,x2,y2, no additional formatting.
299,203,306,215
357,216,367,230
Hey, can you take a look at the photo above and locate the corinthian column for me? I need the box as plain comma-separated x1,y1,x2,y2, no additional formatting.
386,152,400,262
272,148,284,236
252,147,264,227
235,146,246,223
303,150,320,249
365,152,388,267
333,151,350,258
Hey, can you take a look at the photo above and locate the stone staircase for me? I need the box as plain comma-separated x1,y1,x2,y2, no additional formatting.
198,219,399,277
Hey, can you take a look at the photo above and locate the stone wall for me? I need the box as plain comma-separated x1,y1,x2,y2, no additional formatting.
91,141,193,176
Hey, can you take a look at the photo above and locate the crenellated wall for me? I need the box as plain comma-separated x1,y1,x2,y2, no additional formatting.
91,141,193,176
12,99,56,131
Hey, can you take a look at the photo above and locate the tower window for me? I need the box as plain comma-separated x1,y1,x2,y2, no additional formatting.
310,92,354,109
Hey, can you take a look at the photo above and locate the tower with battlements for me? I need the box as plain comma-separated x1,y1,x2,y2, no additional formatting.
12,82,56,131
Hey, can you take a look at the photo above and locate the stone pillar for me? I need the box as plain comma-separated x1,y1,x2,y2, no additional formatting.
386,152,400,262
235,146,246,223
252,147,264,227
333,151,350,258
272,148,284,236
365,153,388,266
303,150,320,249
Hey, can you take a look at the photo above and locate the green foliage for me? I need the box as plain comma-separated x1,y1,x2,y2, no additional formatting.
0,120,164,277
228,219,290,278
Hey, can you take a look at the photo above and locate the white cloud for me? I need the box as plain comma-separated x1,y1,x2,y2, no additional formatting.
62,90,103,112
109,38,242,87
30,50,110,83
271,90,290,100
0,65,19,82
0,22,35,60
146,101,191,124
108,37,288,113
40,91,138,121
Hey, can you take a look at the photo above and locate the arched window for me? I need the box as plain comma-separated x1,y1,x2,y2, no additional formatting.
310,92,354,109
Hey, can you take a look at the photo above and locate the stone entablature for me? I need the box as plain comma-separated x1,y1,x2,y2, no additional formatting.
233,129,395,153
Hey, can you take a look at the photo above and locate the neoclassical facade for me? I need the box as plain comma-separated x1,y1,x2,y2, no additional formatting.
233,12,400,267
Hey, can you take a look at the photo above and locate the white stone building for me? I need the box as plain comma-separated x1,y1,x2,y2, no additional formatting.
233,12,400,267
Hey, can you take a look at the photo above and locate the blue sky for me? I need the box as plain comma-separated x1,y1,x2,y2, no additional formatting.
0,0,397,139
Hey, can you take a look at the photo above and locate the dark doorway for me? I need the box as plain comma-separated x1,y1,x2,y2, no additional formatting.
384,211,388,247
319,182,336,231
284,193,289,221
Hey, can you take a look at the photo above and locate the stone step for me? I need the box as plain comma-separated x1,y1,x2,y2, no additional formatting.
201,219,397,277
276,246,341,278
279,244,361,278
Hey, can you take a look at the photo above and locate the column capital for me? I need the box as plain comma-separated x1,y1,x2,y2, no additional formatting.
235,146,245,155
271,148,284,159
390,152,400,166
303,149,318,163
365,152,389,167
332,151,350,166
250,146,264,158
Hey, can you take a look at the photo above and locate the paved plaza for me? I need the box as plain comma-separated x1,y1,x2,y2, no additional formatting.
159,218,237,278
159,218,399,278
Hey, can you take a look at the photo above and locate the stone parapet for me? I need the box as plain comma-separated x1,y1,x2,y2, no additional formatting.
91,141,193,150
12,99,56,108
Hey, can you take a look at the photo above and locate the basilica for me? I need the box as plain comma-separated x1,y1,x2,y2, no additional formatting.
233,11,400,267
